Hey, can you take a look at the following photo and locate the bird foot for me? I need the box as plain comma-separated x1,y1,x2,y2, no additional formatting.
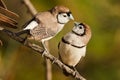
42,50,49,57
71,67,79,77
52,58,57,64
72,69,78,77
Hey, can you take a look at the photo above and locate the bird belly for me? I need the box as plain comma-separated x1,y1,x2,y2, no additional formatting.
59,42,86,67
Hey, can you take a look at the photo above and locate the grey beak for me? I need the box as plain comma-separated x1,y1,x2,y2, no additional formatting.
74,22,80,26
69,14,74,20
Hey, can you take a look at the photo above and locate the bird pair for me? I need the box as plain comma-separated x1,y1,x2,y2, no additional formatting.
16,5,92,76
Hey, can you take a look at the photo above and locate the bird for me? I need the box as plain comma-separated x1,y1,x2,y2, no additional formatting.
16,5,74,55
58,22,91,76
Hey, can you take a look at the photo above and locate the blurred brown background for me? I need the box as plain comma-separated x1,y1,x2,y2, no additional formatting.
0,0,120,80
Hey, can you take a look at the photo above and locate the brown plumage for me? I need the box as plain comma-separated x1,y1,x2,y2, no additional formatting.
50,5,70,15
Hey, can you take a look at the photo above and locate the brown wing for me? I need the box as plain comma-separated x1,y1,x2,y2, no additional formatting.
30,23,51,41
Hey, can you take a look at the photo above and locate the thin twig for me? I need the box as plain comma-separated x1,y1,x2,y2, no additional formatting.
44,42,52,80
22,0,37,16
45,58,52,80
0,27,86,80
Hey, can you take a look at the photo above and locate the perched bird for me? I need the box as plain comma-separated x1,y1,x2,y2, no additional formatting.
58,22,91,76
16,5,74,55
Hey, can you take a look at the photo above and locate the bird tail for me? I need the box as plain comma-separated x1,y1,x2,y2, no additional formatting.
15,30,30,36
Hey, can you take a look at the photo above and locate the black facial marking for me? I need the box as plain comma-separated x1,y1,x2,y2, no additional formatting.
57,14,66,24
58,12,62,14
79,23,84,26
62,37,86,48
78,23,85,30
58,11,71,17
72,23,86,36
79,23,86,36
67,12,72,16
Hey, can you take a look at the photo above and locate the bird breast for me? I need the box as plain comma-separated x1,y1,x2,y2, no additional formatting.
64,32,85,47
59,41,86,67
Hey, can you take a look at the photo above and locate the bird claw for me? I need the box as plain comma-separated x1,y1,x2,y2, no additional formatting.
71,67,78,77
73,68,79,78
72,69,78,77
42,50,49,57
42,50,46,57
52,58,57,64
73,71,77,77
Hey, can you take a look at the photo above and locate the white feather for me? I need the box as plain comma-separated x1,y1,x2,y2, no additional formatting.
59,42,86,67
64,32,85,47
23,21,38,30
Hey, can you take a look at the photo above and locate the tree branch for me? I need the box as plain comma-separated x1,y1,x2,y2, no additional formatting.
22,0,37,16
0,27,86,80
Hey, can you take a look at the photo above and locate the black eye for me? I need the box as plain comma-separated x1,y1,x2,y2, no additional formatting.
63,15,67,17
58,12,62,14
79,25,83,29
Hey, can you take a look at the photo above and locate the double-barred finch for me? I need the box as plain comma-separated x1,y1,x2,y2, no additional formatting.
58,22,91,76
16,5,74,55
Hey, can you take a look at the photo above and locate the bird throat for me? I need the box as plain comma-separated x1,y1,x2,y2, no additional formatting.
72,30,85,36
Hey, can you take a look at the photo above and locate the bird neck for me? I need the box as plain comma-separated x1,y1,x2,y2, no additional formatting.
62,37,86,48
72,30,85,36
